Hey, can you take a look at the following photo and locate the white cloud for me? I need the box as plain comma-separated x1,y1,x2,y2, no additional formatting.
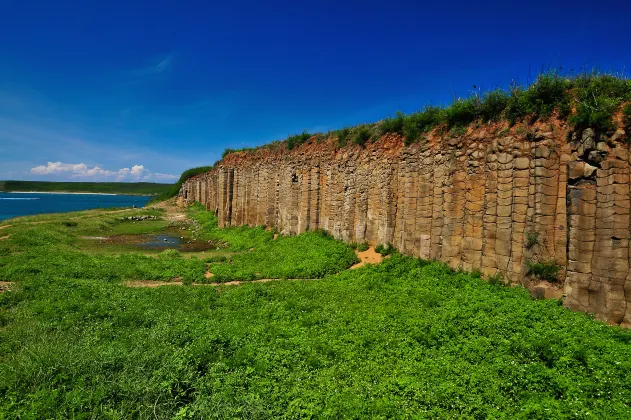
30,162,175,182
130,164,146,178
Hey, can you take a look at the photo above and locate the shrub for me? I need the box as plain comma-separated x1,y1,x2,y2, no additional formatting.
440,97,479,128
487,272,507,286
568,74,631,132
356,242,369,252
479,89,510,122
526,259,562,282
380,111,405,135
449,125,467,138
520,72,571,120
375,243,394,256
222,148,236,159
337,127,351,147
286,130,312,150
525,231,539,250
61,221,78,228
353,126,371,147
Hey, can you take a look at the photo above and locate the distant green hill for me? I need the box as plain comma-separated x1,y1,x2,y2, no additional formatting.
0,181,173,195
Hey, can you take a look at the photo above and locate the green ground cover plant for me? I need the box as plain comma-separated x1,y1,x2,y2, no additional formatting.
209,230,358,282
1,249,630,418
185,203,358,281
526,259,563,282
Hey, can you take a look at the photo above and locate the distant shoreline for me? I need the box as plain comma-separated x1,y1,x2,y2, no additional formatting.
1,191,152,197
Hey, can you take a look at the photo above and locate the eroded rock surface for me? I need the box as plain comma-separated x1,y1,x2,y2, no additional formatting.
181,123,631,326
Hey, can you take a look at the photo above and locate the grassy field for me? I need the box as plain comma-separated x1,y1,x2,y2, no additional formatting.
0,204,630,418
0,180,173,195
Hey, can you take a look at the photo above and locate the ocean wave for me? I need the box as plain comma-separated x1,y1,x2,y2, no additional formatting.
0,198,40,200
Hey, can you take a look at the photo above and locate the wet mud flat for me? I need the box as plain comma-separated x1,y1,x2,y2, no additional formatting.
86,229,222,252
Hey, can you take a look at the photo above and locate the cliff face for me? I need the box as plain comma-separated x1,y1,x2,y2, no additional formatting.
181,122,631,326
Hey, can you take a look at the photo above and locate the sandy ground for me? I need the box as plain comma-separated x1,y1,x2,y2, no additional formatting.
351,247,384,269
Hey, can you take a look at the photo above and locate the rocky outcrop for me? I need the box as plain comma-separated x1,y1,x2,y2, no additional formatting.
181,122,631,327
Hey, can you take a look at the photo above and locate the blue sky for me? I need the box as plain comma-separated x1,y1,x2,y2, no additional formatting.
1,0,630,183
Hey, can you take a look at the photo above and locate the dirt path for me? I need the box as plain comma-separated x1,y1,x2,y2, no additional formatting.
149,197,189,222
124,277,317,288
351,247,384,269
0,224,11,230
0,235,9,241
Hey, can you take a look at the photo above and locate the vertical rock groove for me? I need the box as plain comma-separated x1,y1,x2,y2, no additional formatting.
182,127,631,326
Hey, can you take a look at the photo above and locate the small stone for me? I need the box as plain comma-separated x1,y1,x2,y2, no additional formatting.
583,163,597,178
568,161,585,179
611,129,626,143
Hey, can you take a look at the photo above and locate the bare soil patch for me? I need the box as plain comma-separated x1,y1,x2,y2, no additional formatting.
0,225,12,230
0,282,14,293
149,198,189,222
124,278,317,288
0,235,9,241
528,280,564,300
351,247,384,269
125,280,183,288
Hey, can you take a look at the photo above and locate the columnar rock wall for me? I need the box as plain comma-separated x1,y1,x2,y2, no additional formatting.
181,123,631,326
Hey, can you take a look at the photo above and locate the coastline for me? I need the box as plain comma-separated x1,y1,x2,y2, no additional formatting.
1,191,152,196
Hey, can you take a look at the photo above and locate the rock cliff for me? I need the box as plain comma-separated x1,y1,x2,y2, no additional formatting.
181,122,631,326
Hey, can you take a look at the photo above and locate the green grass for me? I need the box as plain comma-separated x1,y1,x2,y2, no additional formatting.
1,206,631,417
0,181,172,195
209,230,358,282
188,203,274,251
1,253,631,417
526,259,563,283
213,72,631,163
185,203,358,281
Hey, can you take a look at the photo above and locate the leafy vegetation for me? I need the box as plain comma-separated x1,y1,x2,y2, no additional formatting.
526,259,563,282
1,228,630,417
184,204,357,281
375,242,394,255
352,126,372,147
210,231,357,281
218,72,631,157
286,130,312,150
350,242,369,252
525,230,540,250
0,181,172,195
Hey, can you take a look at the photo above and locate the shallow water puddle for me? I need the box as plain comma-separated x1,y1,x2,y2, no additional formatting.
86,231,218,252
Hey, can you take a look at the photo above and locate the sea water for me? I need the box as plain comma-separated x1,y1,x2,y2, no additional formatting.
0,192,152,221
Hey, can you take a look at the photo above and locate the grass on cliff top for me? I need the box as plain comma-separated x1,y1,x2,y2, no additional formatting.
1,240,631,417
219,71,631,157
